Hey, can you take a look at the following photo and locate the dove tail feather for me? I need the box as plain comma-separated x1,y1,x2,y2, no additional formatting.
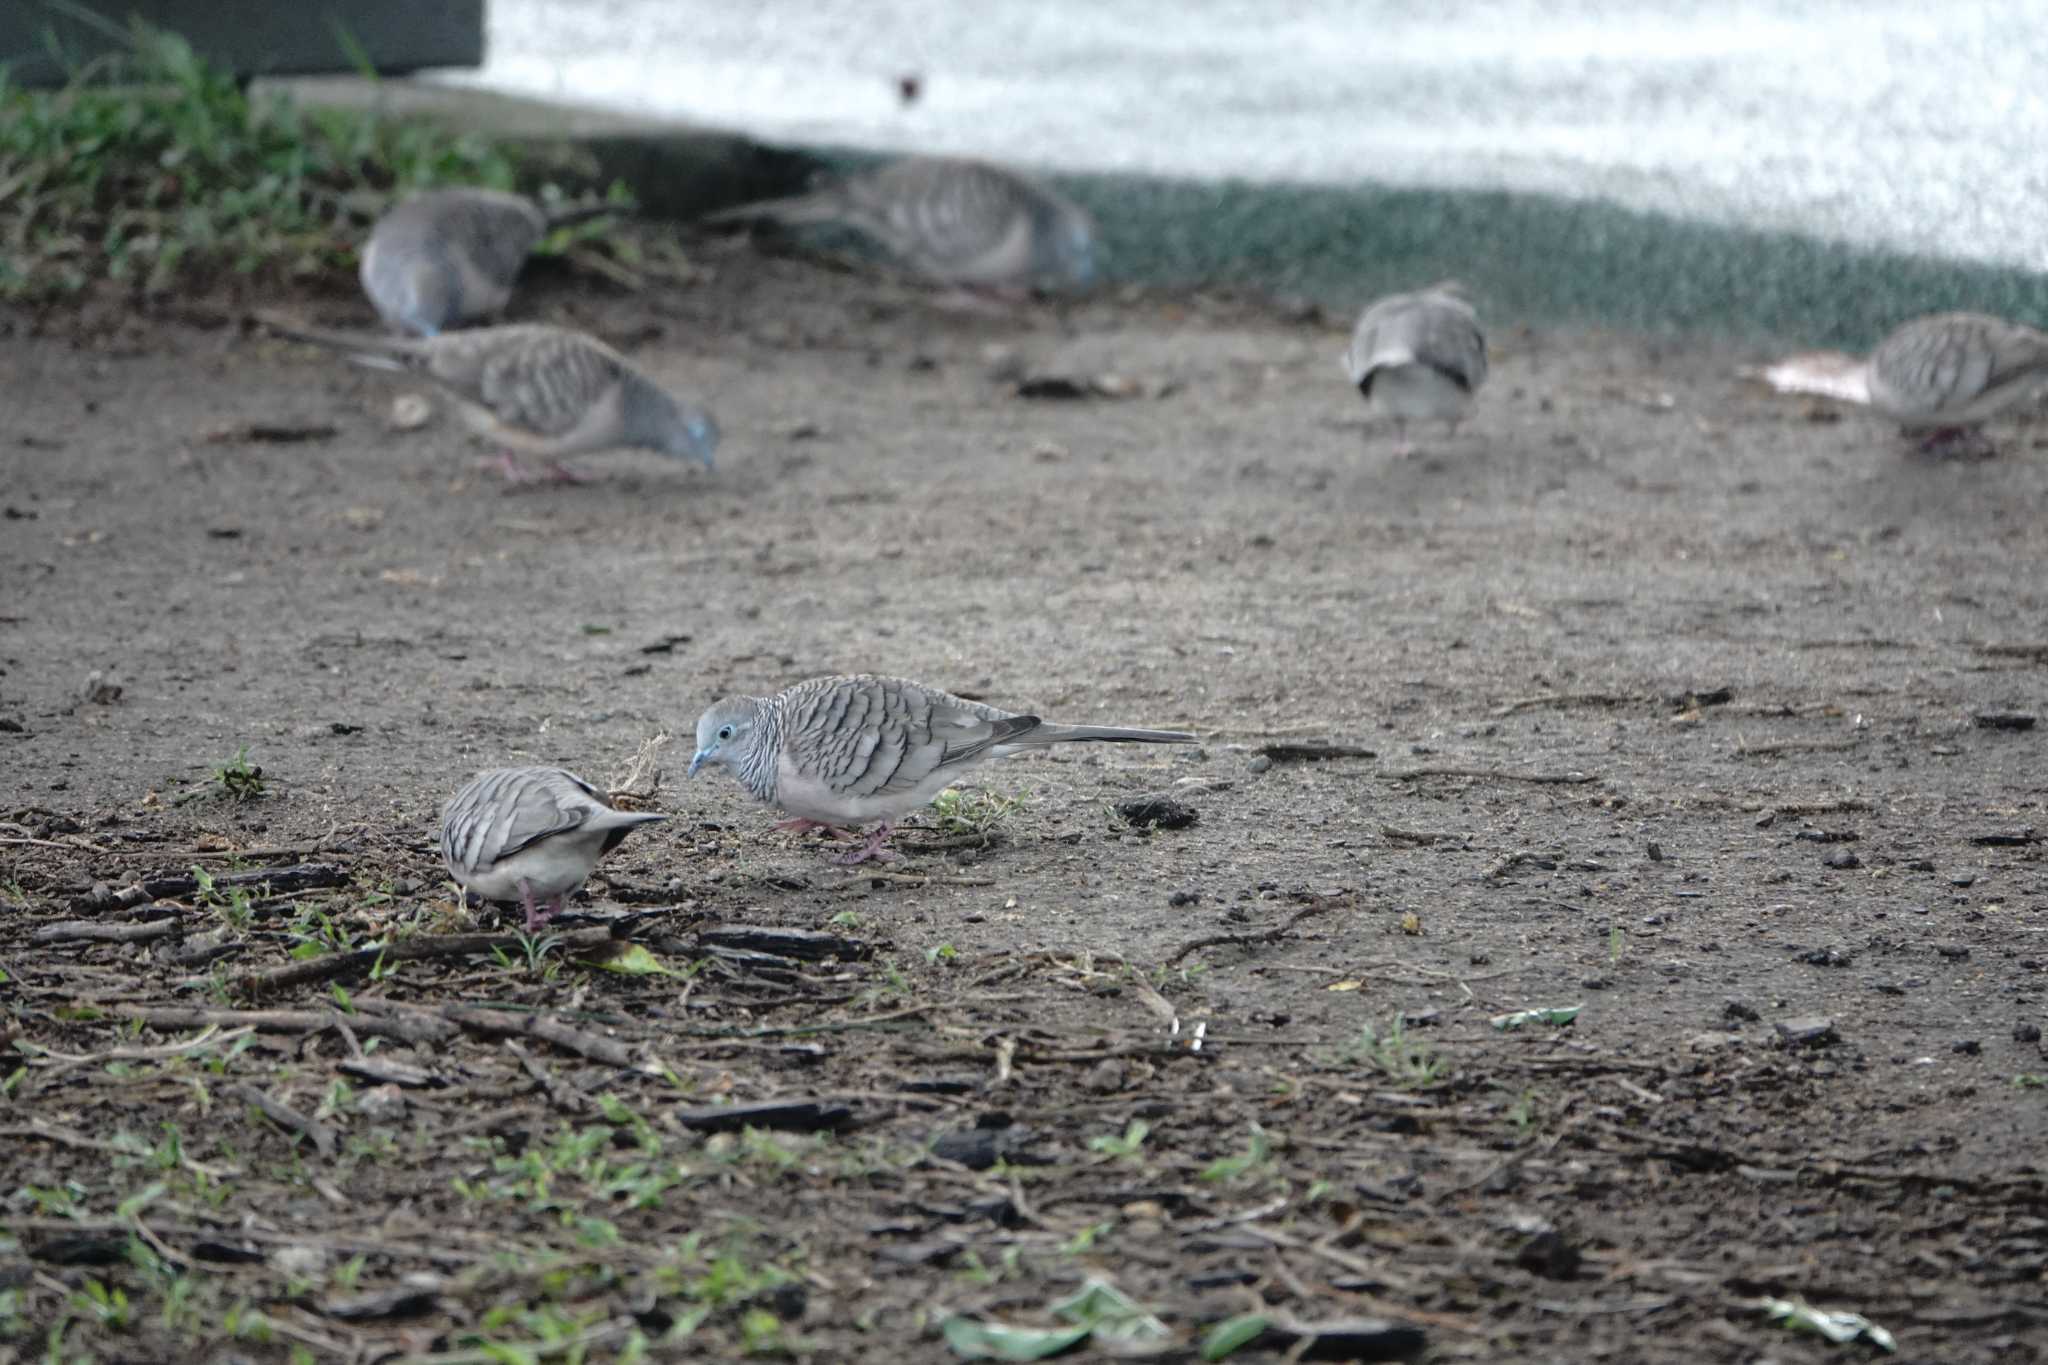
700,187,852,230
1012,724,1198,746
256,311,422,365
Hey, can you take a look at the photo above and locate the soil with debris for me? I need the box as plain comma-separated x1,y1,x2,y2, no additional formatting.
3,244,2046,1364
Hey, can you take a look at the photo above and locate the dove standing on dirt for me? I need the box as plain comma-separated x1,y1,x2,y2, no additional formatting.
702,156,1098,292
1864,311,2048,456
1343,282,1488,456
257,314,718,482
440,767,666,931
687,675,1195,864
360,187,625,336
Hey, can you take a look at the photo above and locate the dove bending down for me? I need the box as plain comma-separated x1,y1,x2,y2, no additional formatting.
702,156,1098,293
688,675,1196,864
1864,312,2048,456
1344,282,1488,456
441,767,666,931
361,187,626,336
257,315,718,482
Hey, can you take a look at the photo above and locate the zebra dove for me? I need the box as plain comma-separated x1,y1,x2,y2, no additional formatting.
687,674,1194,863
1343,281,1488,455
1865,311,2048,455
361,187,625,336
256,314,719,481
440,766,666,931
703,156,1098,292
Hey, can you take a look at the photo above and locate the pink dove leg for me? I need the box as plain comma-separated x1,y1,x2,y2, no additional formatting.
834,822,900,866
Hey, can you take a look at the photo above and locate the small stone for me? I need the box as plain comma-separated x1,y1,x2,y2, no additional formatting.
272,1245,330,1279
1935,944,1971,960
389,393,433,431
1796,947,1852,967
1580,976,1610,991
1247,754,1273,774
1469,951,1492,966
1949,873,1978,887
1951,1039,1982,1056
2015,1022,2042,1044
1905,858,1936,872
356,1084,408,1120
1774,1016,1837,1048
1823,850,1861,870
1646,841,1664,862
78,670,122,705
1167,890,1201,907
1723,999,1761,1024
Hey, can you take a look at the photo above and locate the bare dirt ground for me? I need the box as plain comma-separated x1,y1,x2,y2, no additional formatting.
3,244,2046,1364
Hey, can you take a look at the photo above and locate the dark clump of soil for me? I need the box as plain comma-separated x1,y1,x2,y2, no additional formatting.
3,249,2047,1362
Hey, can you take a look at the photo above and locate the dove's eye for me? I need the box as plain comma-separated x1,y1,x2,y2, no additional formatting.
717,725,734,741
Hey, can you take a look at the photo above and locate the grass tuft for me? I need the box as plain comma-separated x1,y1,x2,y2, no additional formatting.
0,15,515,300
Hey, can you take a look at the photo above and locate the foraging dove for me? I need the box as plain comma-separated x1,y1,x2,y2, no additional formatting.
440,766,666,931
1343,282,1488,455
1864,311,2048,455
361,188,625,336
703,156,1098,292
687,674,1195,863
257,314,719,481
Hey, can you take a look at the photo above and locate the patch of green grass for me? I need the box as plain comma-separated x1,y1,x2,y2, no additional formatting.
1336,1016,1448,1089
928,788,1028,839
1198,1127,1272,1184
0,14,516,300
211,747,267,803
1087,1119,1150,1161
190,866,254,931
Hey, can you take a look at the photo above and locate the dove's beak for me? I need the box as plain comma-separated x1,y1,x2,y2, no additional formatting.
688,749,710,779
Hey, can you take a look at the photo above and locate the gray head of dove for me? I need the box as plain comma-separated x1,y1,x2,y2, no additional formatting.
363,248,456,337
622,378,720,469
689,695,772,792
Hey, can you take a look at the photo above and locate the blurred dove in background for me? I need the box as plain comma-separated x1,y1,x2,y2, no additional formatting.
702,156,1098,293
1864,311,2048,456
256,313,718,483
440,766,666,931
361,187,628,336
1343,281,1488,457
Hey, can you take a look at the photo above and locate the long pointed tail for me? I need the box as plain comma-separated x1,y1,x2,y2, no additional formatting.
592,808,668,832
1019,724,1198,746
254,311,420,369
698,187,850,230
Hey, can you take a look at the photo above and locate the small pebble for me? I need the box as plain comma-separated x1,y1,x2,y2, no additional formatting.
1775,1015,1838,1047
1247,755,1273,774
